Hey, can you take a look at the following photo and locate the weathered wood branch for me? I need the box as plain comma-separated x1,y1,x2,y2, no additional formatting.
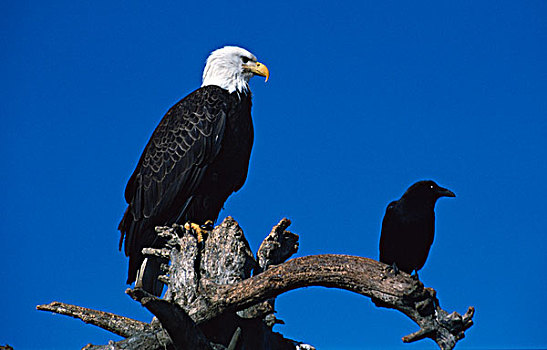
256,218,299,272
193,254,413,321
127,288,213,350
37,217,473,350
239,217,298,323
188,254,473,349
36,301,152,338
81,329,171,350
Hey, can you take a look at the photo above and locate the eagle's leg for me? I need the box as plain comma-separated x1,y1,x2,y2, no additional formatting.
184,220,213,281
184,220,214,244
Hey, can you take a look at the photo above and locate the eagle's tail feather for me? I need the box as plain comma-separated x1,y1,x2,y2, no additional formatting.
135,256,166,297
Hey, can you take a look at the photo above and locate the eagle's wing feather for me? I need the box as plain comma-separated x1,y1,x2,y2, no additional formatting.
121,87,229,256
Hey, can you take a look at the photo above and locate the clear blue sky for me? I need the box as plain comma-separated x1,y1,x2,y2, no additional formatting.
2,1,546,349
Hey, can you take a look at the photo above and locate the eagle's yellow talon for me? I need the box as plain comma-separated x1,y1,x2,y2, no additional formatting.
184,221,213,243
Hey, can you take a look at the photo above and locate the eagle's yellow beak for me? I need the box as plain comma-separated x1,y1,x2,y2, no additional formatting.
246,62,269,82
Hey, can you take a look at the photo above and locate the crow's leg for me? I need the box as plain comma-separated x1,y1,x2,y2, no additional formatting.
390,262,400,275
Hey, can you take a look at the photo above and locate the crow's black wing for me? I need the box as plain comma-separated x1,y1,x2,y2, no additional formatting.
379,200,403,267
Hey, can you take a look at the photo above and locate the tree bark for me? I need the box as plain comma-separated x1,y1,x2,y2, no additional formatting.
37,217,473,350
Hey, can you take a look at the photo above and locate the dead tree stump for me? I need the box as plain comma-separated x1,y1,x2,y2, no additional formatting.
37,217,474,350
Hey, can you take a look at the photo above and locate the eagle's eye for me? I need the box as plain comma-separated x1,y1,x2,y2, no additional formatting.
241,56,250,64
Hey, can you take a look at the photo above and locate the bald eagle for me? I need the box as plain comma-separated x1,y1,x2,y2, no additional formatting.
119,46,269,295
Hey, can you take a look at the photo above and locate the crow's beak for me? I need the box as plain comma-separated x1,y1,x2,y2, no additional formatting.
437,187,456,198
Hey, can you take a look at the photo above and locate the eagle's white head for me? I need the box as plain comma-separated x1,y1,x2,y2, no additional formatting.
202,46,269,94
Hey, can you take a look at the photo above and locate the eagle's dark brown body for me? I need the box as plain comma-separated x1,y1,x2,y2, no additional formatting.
119,85,253,291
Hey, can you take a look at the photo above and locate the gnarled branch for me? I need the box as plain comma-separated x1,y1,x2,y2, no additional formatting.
127,288,213,350
36,301,152,338
189,254,473,349
37,217,473,350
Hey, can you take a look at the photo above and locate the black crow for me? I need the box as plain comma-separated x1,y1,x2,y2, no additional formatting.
379,180,455,277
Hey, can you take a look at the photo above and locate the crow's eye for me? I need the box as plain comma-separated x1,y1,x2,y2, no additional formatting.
430,185,434,189
241,56,250,63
